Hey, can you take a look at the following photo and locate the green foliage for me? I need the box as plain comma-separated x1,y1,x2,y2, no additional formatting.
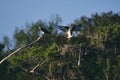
1,11,120,80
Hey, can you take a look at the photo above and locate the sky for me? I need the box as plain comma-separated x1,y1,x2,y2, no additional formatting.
0,0,120,41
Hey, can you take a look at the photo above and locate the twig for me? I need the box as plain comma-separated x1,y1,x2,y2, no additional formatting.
29,61,46,73
77,45,82,66
77,51,81,66
21,61,46,74
29,64,40,73
20,66,28,72
0,37,41,64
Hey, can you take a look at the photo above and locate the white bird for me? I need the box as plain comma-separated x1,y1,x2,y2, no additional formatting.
58,24,81,39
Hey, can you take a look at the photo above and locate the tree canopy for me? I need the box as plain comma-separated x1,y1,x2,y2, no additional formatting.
0,11,120,80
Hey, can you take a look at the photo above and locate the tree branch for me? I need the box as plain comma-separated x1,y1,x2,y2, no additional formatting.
21,61,46,74
29,61,46,73
0,37,41,64
77,49,81,66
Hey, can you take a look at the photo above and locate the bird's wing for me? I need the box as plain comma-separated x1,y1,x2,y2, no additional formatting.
40,27,50,34
58,26,69,32
72,26,81,31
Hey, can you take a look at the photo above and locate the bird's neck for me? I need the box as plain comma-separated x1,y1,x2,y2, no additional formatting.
41,30,44,34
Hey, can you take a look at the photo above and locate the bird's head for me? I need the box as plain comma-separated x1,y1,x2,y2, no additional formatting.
39,26,41,30
70,24,76,27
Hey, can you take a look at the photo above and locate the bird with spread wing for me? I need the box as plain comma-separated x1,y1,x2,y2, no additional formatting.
58,24,81,39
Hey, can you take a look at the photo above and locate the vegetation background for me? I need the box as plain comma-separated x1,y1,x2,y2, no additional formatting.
0,11,120,80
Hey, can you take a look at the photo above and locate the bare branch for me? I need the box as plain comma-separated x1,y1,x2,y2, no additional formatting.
29,64,40,73
21,61,46,74
20,66,28,72
77,51,81,66
0,37,41,64
29,61,45,73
